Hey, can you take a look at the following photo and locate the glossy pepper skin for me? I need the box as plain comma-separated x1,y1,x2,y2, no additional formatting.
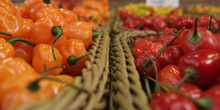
18,18,33,40
0,0,16,15
30,15,69,47
67,21,93,48
0,38,15,60
178,50,220,89
13,41,34,64
58,39,89,77
158,65,181,87
32,44,63,76
0,71,55,110
181,26,220,54
174,16,193,29
20,0,58,19
59,8,78,24
0,57,36,84
150,91,197,110
34,7,63,22
0,7,22,39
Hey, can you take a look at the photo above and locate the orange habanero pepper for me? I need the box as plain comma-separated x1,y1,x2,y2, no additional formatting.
0,7,22,39
32,44,63,76
0,37,35,60
58,39,90,77
68,21,93,48
0,57,36,85
30,15,69,48
0,38,15,60
13,41,34,64
33,6,62,22
59,8,78,24
0,71,55,110
0,0,16,15
19,0,58,19
18,18,33,40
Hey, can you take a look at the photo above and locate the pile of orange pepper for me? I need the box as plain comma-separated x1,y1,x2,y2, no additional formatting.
53,0,110,26
0,0,109,110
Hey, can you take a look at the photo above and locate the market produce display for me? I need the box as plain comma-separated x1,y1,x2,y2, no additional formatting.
0,0,110,110
117,2,220,110
2,0,220,110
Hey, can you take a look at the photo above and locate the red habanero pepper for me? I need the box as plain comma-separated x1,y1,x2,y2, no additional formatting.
67,21,93,48
0,7,22,39
58,39,90,77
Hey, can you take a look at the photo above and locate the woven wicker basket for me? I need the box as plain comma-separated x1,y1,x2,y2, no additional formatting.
108,31,152,110
17,26,110,110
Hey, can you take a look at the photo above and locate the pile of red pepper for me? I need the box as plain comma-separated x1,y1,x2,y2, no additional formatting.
126,8,220,110
0,0,108,110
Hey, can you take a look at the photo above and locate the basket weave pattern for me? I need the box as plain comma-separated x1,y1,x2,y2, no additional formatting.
109,33,151,110
17,27,110,110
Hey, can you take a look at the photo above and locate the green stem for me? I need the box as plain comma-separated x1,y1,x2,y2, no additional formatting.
0,31,11,37
6,38,36,47
173,73,191,90
189,4,196,18
145,54,160,92
147,76,170,92
153,28,185,60
165,84,212,110
167,28,178,34
127,37,137,59
67,52,90,65
28,76,88,93
43,0,51,4
145,78,153,102
51,26,63,62
40,65,65,75
92,29,103,38
193,18,198,36
208,15,213,30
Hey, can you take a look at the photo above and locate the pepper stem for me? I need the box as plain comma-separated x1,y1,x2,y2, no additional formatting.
207,15,213,30
51,26,63,62
127,37,137,59
67,52,90,65
40,65,65,75
153,28,185,60
28,76,88,93
173,73,191,90
165,84,212,110
147,76,170,92
6,38,36,47
145,78,153,102
43,0,51,4
92,29,103,38
145,54,161,92
189,4,196,18
0,31,11,37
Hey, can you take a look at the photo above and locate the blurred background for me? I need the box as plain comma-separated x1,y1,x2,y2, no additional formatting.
109,0,220,8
